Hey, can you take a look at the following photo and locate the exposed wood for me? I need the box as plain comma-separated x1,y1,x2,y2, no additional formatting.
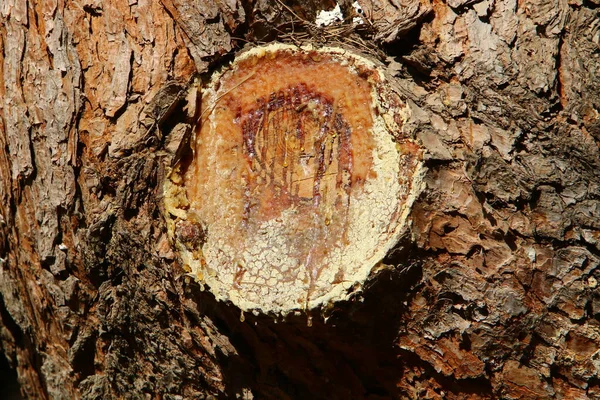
1,0,599,399
164,43,424,313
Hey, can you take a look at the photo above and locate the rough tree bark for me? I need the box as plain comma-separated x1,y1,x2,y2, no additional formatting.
1,0,599,399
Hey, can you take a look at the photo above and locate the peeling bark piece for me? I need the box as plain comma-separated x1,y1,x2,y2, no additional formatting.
104,38,132,118
358,0,432,43
159,0,241,70
164,44,424,313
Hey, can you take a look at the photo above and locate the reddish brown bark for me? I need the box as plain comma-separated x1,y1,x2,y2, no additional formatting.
1,0,599,399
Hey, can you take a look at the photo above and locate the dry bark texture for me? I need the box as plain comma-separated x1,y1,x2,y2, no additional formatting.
0,0,599,399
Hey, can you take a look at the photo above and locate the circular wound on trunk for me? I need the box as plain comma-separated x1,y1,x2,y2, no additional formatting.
164,44,424,313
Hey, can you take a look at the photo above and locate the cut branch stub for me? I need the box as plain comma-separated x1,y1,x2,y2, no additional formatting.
164,43,424,314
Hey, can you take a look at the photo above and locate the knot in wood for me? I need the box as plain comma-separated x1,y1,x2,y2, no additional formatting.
164,44,424,314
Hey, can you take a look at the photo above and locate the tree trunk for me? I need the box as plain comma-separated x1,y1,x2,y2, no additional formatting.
1,0,599,399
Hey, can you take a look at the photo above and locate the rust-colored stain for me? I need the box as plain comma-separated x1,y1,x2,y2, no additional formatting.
165,44,424,313
191,51,376,222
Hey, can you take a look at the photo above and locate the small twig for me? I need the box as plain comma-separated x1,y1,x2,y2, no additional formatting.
199,71,257,124
274,0,317,28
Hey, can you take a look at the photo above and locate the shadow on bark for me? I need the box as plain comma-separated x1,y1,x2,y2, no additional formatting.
181,242,431,399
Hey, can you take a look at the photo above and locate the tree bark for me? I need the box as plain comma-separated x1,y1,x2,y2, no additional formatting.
1,0,599,399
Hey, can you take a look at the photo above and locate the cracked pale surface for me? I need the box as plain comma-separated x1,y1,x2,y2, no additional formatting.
164,44,424,313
